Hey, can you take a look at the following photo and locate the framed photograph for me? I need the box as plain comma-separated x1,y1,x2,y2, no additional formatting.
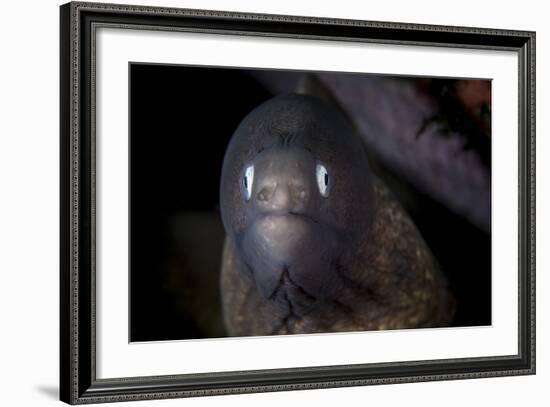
60,1,535,404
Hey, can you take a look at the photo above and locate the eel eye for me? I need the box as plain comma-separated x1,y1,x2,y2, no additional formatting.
316,163,329,197
243,164,254,200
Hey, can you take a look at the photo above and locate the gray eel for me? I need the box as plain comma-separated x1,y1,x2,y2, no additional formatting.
219,94,455,336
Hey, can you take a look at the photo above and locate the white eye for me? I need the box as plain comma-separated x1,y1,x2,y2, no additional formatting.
243,165,254,200
316,163,329,197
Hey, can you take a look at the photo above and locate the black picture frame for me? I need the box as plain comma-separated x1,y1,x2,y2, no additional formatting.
60,1,536,404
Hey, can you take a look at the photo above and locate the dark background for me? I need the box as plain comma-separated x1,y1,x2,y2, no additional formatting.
129,64,491,342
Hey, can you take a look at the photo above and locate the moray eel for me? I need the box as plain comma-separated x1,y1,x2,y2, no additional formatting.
220,94,455,336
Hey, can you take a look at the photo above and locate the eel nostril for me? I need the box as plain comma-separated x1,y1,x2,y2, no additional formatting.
256,181,307,209
290,184,307,203
257,185,273,203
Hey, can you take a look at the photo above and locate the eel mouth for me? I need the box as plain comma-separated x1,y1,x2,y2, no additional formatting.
238,211,350,324
250,212,316,260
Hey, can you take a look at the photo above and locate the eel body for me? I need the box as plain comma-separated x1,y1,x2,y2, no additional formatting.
219,94,455,336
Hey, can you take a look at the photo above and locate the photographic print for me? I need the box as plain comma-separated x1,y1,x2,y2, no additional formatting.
129,65,491,341
60,3,534,403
